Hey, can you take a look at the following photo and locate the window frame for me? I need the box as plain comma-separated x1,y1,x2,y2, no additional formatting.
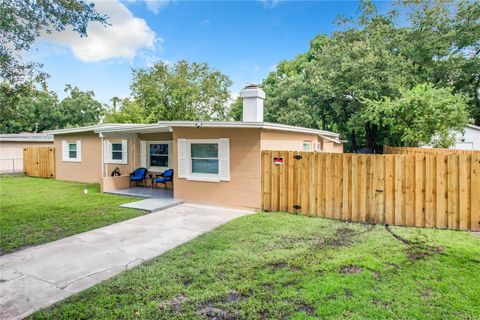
186,139,221,182
303,140,312,151
147,141,172,172
62,140,81,162
105,140,127,165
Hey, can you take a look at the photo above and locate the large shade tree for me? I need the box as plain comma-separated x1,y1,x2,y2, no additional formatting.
106,60,233,123
262,0,480,150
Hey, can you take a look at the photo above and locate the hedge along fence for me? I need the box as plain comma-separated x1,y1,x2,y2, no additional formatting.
261,151,480,231
384,145,480,155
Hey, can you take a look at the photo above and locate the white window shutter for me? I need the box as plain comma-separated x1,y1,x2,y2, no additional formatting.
177,139,187,178
121,139,128,164
103,140,109,163
62,140,68,161
76,140,82,161
218,138,230,181
140,140,146,167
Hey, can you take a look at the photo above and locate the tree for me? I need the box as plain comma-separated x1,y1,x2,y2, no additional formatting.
228,96,243,121
363,83,469,148
58,85,105,127
261,0,479,150
111,60,232,122
104,98,148,124
0,83,60,133
0,0,107,85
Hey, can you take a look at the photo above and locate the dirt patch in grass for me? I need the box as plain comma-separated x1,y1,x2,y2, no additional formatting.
297,303,315,315
340,265,363,274
384,225,445,260
158,294,189,312
195,290,247,319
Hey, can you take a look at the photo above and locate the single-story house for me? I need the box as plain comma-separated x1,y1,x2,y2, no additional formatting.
451,124,480,150
46,85,343,208
0,133,53,173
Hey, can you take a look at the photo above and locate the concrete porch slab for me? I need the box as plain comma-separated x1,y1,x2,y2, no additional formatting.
120,198,183,212
105,187,173,199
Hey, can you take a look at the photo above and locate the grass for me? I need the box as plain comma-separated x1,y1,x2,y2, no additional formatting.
0,175,143,254
31,212,480,319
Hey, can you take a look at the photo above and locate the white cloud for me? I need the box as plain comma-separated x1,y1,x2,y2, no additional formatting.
145,0,171,14
258,0,283,9
41,0,158,62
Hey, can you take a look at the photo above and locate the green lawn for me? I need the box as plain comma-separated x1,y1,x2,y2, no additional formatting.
31,213,480,319
0,176,143,254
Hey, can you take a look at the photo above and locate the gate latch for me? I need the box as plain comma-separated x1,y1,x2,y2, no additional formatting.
294,155,302,160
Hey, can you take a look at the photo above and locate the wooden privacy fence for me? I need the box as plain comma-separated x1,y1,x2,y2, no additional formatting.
262,151,480,231
23,147,55,178
384,146,480,155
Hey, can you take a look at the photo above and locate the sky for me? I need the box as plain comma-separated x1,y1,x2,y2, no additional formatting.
31,0,391,105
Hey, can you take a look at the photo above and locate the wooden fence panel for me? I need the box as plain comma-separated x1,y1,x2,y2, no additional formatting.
262,150,479,231
384,146,480,155
23,146,55,178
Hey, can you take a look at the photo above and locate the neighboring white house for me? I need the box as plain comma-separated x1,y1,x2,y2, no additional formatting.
451,124,480,150
0,134,53,173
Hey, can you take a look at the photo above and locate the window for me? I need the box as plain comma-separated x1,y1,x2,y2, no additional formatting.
68,143,77,159
177,138,230,182
191,143,219,174
62,140,81,162
303,141,311,151
111,143,123,160
105,140,127,164
149,143,169,168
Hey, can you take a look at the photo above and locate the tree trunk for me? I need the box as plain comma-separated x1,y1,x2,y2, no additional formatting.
365,123,377,150
351,130,358,152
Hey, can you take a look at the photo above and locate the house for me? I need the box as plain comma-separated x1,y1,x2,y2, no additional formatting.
0,133,53,173
46,85,343,208
450,124,480,150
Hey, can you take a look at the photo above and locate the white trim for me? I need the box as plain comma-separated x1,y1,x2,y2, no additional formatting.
62,140,81,162
104,139,128,164
177,139,187,178
182,138,229,182
93,121,340,138
146,140,172,172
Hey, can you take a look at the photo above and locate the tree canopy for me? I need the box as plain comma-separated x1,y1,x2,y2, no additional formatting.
262,0,479,150
0,83,105,133
363,83,469,148
105,60,233,123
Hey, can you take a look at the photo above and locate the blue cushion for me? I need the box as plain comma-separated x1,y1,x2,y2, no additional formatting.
155,178,170,183
130,176,144,181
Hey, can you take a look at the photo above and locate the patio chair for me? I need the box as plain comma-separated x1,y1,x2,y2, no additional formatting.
129,167,147,187
154,169,174,190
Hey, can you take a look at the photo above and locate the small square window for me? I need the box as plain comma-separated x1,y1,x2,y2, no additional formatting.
111,143,123,160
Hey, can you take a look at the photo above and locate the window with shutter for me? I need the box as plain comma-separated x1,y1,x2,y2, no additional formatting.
180,138,229,182
62,140,81,162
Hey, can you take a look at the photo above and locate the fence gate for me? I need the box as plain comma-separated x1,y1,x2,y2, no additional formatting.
261,150,480,231
23,147,55,178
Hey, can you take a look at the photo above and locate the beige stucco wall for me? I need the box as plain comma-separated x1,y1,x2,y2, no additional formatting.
323,141,344,153
172,127,262,209
54,133,102,183
0,141,53,173
260,130,320,151
260,130,343,153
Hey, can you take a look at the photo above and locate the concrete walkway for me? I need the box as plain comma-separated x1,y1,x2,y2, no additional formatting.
0,204,252,320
